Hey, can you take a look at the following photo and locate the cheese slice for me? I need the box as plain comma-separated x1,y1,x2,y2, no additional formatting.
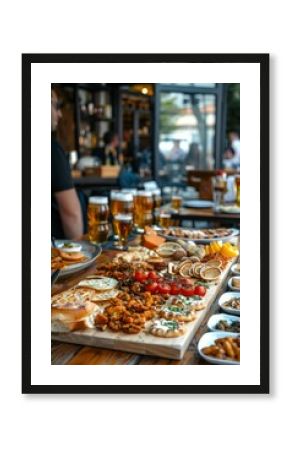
77,277,118,291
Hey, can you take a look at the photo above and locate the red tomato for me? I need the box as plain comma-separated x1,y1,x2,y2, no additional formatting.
194,285,206,297
158,284,172,295
145,282,159,293
180,286,196,297
147,271,159,280
170,283,181,295
134,271,148,283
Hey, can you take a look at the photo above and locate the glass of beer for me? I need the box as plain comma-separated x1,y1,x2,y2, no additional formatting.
171,195,182,211
133,191,154,230
110,192,134,216
87,196,109,243
158,212,172,228
113,213,133,250
212,172,228,209
235,175,240,207
152,188,162,208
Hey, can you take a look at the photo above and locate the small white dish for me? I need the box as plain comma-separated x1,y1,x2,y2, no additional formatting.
207,313,240,332
57,242,82,253
231,263,240,275
198,331,240,365
228,276,240,291
218,292,240,316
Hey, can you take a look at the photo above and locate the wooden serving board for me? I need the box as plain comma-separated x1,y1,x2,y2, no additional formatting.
52,261,233,360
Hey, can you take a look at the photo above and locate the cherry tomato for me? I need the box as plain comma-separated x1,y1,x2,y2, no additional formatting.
158,283,172,295
134,271,148,283
193,285,206,297
147,271,159,280
145,282,159,293
170,283,181,295
180,286,196,297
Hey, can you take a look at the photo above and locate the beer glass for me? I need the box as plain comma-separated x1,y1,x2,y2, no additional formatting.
152,188,162,208
235,175,240,207
133,191,153,230
87,196,109,243
212,172,227,210
113,213,133,250
171,195,182,211
158,212,172,228
111,192,134,216
111,192,134,240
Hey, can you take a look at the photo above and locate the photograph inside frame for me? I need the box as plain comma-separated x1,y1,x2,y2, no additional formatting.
51,82,241,365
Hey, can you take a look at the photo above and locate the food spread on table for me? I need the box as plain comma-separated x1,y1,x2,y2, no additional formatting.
51,229,240,362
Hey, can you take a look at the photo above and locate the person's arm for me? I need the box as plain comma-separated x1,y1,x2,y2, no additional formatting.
55,188,83,239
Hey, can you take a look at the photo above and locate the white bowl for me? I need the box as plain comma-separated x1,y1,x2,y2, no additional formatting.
231,263,240,275
228,276,240,291
198,331,240,365
207,313,240,332
218,292,240,316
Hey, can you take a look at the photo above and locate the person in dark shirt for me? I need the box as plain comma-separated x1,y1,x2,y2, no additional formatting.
51,88,83,239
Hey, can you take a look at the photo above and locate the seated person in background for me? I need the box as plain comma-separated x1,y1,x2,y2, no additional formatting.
51,88,83,239
118,160,141,188
184,142,201,169
223,147,239,169
103,131,123,165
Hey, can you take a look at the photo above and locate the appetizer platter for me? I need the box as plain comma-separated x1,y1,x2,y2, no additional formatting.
52,229,239,360
157,227,239,244
51,240,102,278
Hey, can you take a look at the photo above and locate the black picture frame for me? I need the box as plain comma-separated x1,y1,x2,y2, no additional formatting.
22,53,269,394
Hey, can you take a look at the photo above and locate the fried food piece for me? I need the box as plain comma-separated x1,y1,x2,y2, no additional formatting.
202,337,240,361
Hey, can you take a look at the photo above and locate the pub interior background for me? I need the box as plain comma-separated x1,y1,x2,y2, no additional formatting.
52,83,240,231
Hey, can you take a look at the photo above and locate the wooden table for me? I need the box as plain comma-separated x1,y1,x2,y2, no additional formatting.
51,245,234,365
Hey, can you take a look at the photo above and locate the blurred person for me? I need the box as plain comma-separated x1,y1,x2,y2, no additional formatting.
51,88,83,239
167,140,186,162
228,130,240,167
103,131,123,165
184,142,201,168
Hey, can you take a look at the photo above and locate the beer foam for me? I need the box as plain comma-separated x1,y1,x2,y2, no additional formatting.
89,196,108,205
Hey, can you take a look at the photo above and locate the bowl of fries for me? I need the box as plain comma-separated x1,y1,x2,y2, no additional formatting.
198,331,240,364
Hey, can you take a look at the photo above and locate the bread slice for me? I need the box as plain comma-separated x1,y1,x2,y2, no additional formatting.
51,289,98,322
51,313,97,333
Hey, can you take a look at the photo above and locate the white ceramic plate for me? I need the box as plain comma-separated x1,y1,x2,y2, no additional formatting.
53,240,102,279
198,331,240,365
158,227,239,244
231,263,240,275
207,313,240,333
218,292,240,316
228,276,240,291
183,200,214,209
217,205,240,214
